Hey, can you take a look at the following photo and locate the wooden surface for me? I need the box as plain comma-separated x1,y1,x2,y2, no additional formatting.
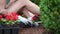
19,25,45,34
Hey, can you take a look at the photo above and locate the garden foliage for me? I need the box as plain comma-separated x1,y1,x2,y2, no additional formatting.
39,0,60,34
31,0,40,6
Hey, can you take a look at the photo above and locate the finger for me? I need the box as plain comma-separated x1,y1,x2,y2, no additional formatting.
7,0,25,15
22,8,34,18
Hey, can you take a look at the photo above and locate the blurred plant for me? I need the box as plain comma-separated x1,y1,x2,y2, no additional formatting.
40,0,60,34
31,0,40,6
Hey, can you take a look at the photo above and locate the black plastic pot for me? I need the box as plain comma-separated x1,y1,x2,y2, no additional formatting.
0,25,19,34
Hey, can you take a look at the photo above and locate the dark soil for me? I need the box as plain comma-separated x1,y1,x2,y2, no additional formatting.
19,25,46,34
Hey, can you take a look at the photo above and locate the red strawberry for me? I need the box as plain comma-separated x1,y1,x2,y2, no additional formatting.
4,12,18,21
10,12,18,20
0,15,2,20
32,14,39,21
5,15,11,20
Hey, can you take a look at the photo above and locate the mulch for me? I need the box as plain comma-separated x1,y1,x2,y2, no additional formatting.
19,25,46,34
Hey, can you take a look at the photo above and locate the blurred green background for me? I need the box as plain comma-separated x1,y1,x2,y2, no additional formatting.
31,0,40,6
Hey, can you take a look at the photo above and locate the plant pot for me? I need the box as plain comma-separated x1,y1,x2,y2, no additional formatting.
0,25,19,34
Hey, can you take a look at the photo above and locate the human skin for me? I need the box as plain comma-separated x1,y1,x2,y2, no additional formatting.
0,0,7,14
6,0,40,15
0,0,6,9
6,0,17,8
25,0,40,14
22,8,34,18
0,0,40,18
7,0,25,14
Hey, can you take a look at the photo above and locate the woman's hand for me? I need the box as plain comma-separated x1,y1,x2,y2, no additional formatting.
6,0,17,8
10,0,17,3
0,9,7,14
0,0,6,9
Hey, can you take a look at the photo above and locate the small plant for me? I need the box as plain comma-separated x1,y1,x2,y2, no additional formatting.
40,0,60,34
0,12,20,26
0,12,40,27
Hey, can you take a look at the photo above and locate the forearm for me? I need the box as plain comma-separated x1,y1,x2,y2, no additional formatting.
25,0,40,14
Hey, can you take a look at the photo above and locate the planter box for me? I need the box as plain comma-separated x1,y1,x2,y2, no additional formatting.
0,25,19,34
